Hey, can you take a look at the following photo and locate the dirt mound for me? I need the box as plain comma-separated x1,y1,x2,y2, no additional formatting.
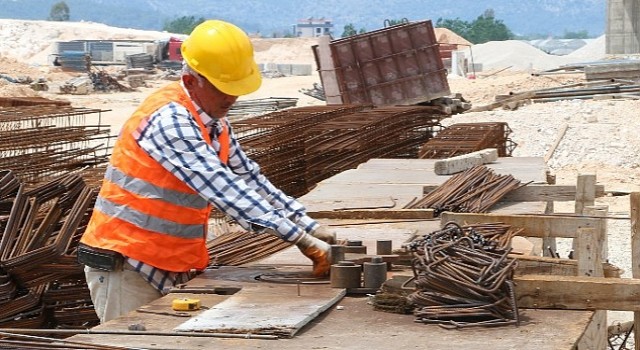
252,37,319,65
434,28,471,46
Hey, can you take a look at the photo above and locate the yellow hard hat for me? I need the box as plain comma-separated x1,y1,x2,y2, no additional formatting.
181,20,262,96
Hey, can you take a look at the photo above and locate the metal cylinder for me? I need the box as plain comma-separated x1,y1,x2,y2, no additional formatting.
343,240,367,254
376,240,393,255
363,256,387,289
330,261,361,288
330,244,345,265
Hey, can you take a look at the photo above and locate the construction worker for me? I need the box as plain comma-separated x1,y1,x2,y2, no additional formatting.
78,19,334,323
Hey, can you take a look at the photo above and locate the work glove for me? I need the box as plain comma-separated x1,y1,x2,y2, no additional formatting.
295,233,332,277
310,225,337,245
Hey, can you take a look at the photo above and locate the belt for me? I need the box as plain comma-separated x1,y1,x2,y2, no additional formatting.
77,243,124,272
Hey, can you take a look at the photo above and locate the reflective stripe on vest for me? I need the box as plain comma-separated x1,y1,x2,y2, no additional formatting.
105,166,208,210
95,196,204,239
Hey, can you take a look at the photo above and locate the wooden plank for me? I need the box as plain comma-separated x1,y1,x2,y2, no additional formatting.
173,267,345,338
631,192,640,350
308,209,434,220
68,297,596,350
575,174,596,215
544,123,569,162
320,158,548,185
498,184,605,202
440,212,600,238
469,91,535,112
575,224,607,350
515,274,640,311
92,292,230,332
575,227,604,277
512,255,622,278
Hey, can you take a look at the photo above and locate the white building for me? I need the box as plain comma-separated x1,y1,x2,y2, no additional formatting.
294,17,334,37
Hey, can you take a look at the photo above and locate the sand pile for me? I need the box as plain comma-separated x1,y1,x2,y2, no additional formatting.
463,35,607,72
435,28,472,46
252,37,319,65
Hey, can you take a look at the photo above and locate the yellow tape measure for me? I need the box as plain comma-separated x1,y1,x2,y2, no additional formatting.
172,298,201,311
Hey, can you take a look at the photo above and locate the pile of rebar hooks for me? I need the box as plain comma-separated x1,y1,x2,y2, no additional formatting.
0,170,99,330
405,165,525,215
405,222,520,329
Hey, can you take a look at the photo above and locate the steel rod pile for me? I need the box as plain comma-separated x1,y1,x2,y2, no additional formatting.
418,122,517,159
304,105,447,186
0,105,112,185
207,230,292,267
227,97,299,118
405,222,519,329
405,165,523,216
235,105,370,197
0,170,99,329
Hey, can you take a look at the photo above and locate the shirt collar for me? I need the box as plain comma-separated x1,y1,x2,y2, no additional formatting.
180,80,216,129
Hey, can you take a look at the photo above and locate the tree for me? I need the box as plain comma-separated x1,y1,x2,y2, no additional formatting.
49,1,70,21
466,10,513,44
436,17,469,38
163,16,206,35
341,23,357,38
436,9,514,44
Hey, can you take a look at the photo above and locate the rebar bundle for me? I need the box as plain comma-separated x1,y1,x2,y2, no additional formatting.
0,105,112,185
207,230,292,267
405,222,519,329
227,97,299,118
405,165,524,216
236,105,371,197
304,106,446,186
419,122,517,159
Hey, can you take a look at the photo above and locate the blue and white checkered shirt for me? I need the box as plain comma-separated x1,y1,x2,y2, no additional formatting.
125,82,318,293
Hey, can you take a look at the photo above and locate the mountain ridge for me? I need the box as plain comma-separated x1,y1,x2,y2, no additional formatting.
0,0,606,38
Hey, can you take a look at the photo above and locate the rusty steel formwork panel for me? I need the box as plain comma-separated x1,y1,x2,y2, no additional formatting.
313,20,450,106
304,106,447,186
418,122,518,159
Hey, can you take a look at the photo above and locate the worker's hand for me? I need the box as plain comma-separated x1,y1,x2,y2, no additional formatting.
310,225,337,245
295,233,331,277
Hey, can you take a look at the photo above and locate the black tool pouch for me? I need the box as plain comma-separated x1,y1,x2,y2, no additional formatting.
77,243,124,271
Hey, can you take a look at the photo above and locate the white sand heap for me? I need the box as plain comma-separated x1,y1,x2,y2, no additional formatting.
463,35,607,72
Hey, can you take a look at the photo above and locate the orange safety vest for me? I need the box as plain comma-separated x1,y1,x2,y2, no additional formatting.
81,82,228,272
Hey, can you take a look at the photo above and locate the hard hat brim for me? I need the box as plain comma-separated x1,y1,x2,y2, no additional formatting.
208,61,262,97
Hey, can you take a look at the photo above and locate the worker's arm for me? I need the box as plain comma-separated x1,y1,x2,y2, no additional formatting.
137,103,305,243
224,120,320,233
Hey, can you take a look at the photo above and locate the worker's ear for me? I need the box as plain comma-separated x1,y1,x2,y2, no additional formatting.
182,74,196,89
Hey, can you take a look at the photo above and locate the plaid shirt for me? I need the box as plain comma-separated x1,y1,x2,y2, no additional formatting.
126,83,318,293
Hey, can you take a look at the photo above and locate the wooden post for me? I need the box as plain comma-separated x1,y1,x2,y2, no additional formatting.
543,170,556,257
575,174,596,215
573,174,596,252
630,192,640,350
585,205,609,262
575,224,607,350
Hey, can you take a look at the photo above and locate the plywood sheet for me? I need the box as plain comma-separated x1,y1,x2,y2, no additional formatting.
173,267,345,338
